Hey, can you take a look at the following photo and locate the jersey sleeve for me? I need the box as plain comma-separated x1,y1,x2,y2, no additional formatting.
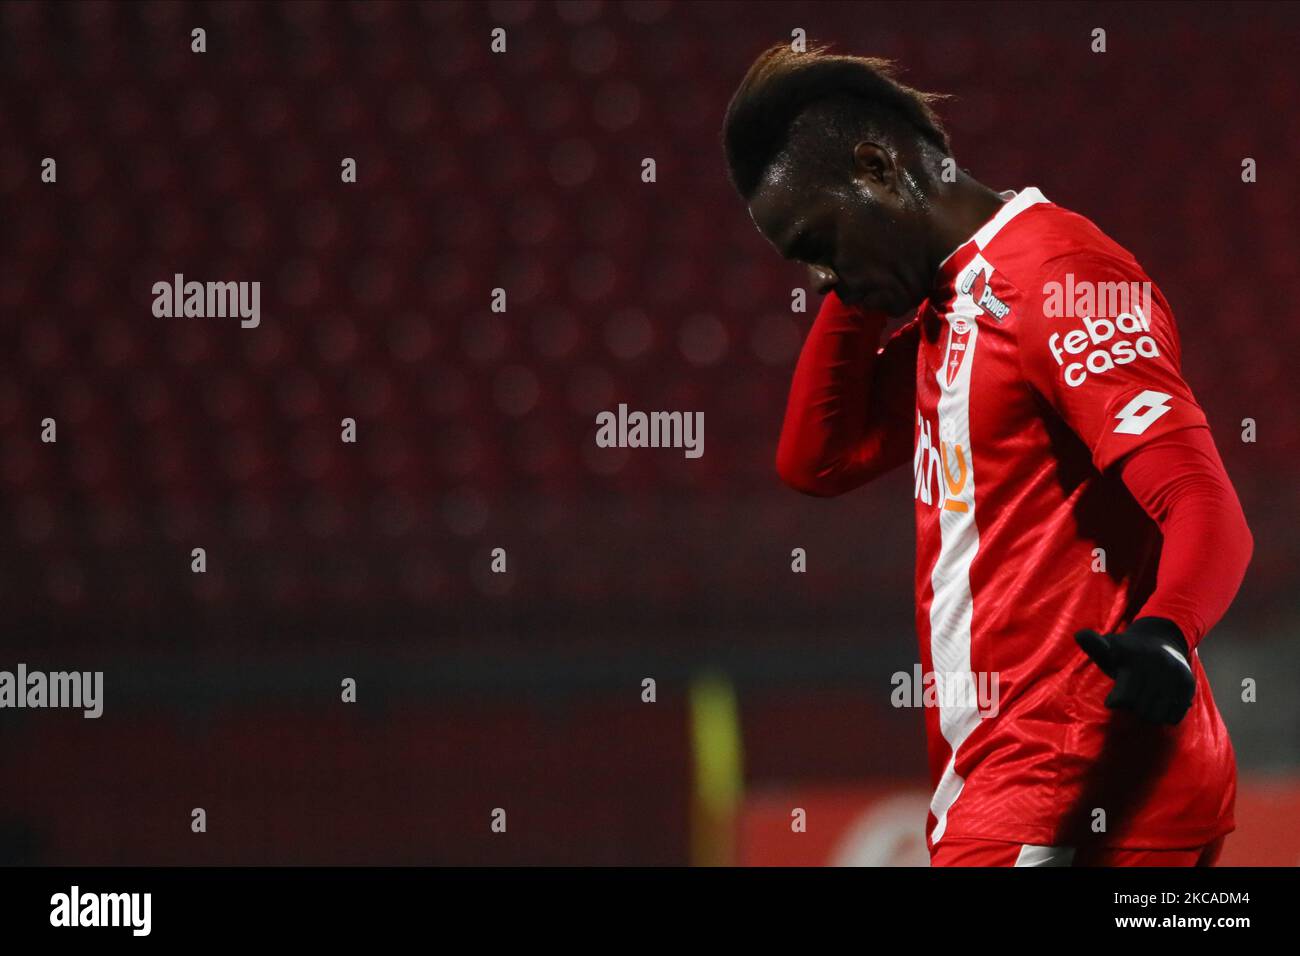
775,290,918,496
1118,427,1253,649
1017,252,1209,472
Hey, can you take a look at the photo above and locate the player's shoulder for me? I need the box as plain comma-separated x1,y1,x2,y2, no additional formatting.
990,201,1172,349
993,201,1182,382
990,198,1151,299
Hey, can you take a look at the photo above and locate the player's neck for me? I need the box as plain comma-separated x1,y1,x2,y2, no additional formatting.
926,174,1008,283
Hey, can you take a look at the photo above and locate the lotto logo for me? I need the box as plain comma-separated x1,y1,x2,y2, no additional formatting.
1047,307,1159,387
1113,390,1173,435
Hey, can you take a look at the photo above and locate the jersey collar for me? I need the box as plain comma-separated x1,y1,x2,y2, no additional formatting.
932,186,1048,295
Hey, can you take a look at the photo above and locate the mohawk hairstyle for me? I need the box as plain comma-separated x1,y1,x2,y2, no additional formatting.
722,42,952,200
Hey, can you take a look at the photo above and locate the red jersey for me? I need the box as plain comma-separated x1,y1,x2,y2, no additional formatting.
910,187,1234,849
778,187,1238,851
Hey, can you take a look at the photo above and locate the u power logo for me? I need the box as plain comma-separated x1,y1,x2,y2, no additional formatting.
958,260,1010,321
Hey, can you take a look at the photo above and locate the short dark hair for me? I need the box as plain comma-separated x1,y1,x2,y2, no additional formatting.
722,43,951,200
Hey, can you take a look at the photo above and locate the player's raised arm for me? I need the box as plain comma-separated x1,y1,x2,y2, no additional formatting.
720,43,960,497
775,290,918,496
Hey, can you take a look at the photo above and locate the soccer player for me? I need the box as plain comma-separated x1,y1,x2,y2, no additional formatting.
722,44,1253,867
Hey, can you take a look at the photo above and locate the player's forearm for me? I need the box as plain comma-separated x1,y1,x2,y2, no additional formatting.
1119,428,1254,648
775,293,899,496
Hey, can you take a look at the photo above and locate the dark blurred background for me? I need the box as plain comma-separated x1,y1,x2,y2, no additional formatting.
0,0,1296,865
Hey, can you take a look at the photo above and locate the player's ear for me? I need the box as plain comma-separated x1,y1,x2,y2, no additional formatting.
851,141,899,195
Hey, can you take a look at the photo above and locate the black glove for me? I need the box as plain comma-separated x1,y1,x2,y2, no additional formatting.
1074,617,1195,725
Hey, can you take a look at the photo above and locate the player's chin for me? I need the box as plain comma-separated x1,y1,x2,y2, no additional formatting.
845,281,909,316
835,284,873,309
861,289,903,315
882,286,926,318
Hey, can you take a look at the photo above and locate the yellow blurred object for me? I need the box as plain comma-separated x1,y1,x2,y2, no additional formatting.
689,672,744,866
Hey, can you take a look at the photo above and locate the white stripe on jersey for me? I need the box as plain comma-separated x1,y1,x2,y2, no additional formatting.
1015,844,1077,867
926,312,982,845
925,189,1047,845
970,187,1047,250
931,186,1047,273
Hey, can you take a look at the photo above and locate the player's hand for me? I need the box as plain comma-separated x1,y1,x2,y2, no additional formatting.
1074,617,1196,725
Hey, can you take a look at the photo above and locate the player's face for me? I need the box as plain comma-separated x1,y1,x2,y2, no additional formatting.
748,158,931,316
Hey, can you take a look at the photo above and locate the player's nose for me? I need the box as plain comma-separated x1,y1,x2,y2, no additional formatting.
807,264,837,296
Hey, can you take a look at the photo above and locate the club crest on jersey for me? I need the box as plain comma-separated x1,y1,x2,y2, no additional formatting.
944,327,971,386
